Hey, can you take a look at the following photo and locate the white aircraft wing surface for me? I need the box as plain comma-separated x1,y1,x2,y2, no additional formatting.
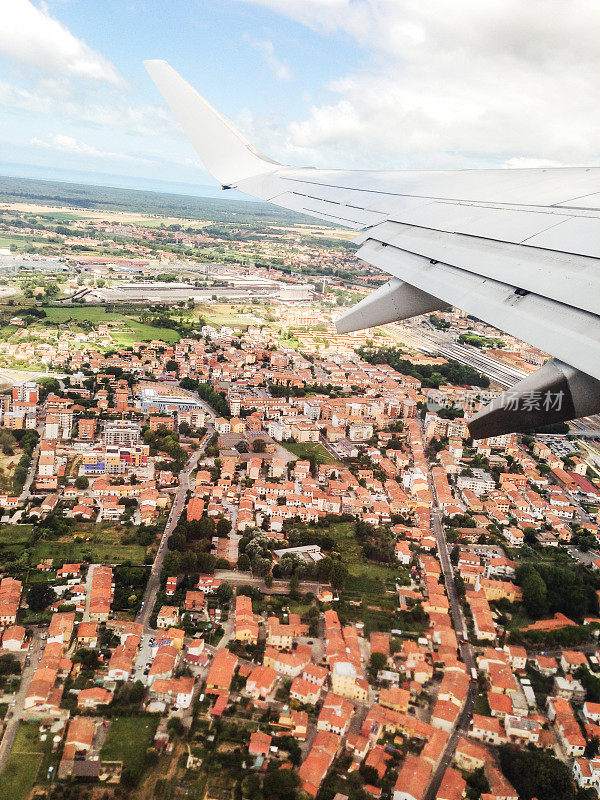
145,60,600,438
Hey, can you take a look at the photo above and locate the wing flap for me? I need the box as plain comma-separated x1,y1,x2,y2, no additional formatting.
356,237,600,382
354,220,600,317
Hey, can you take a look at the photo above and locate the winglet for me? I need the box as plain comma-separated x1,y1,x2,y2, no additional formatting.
143,60,282,187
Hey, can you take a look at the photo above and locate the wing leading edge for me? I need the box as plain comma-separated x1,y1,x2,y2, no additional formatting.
144,60,600,438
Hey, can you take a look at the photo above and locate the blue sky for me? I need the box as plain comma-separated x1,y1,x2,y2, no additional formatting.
0,0,363,193
2,1,600,196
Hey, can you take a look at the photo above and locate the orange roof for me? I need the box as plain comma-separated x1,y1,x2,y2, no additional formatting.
393,754,431,800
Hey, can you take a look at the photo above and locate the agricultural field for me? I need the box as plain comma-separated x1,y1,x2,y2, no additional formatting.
191,302,261,328
40,305,180,345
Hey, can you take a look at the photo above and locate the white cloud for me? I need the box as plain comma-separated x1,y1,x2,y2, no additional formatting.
30,133,151,163
1,0,126,88
0,0,178,140
251,39,292,81
27,132,207,174
235,0,600,169
0,78,177,138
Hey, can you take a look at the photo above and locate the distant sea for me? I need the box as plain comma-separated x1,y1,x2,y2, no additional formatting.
0,162,250,201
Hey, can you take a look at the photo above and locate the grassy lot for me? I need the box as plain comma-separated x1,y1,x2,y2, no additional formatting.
101,716,159,780
0,452,18,491
0,525,35,569
0,449,21,494
475,692,491,715
31,521,146,565
192,303,259,328
0,722,57,800
40,305,180,344
330,521,402,603
0,524,34,544
0,521,148,568
282,441,341,466
32,540,144,564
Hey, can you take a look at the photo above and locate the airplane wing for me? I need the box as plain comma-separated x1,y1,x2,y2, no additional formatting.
144,60,600,438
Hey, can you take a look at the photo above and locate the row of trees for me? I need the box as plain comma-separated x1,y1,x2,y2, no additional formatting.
357,345,490,388
179,377,230,418
516,561,599,622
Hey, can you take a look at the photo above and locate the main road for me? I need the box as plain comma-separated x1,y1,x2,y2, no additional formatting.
136,428,212,628
422,422,478,800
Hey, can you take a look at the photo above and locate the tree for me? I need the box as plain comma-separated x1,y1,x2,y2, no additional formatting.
370,652,387,673
27,583,56,612
241,774,262,800
330,562,348,590
252,438,267,453
0,430,16,455
498,744,576,800
74,476,89,490
523,526,537,546
289,573,300,600
262,769,300,800
216,518,232,537
520,567,548,619
237,554,251,572
585,735,600,758
73,648,100,670
216,582,233,604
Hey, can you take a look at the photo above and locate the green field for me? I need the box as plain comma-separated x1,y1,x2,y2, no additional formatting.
282,441,341,465
330,521,402,600
0,524,34,544
40,306,180,345
0,522,146,570
32,539,145,564
0,521,147,568
30,521,147,566
193,303,259,328
100,716,159,780
0,722,57,800
0,525,35,568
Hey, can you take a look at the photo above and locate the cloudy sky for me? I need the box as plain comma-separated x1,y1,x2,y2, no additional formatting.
1,0,599,194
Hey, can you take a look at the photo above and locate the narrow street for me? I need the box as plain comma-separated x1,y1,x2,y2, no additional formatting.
18,426,44,503
0,629,43,772
136,429,211,629
81,563,97,623
223,498,240,563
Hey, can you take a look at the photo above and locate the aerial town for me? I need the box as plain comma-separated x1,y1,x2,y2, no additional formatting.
0,179,599,800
